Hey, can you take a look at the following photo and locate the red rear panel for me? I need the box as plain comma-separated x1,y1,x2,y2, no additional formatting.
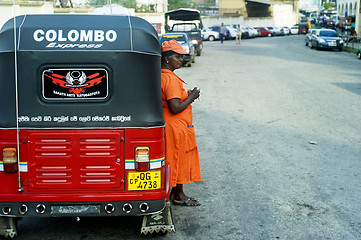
26,130,125,191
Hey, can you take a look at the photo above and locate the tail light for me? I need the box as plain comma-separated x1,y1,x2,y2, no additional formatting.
2,147,18,173
135,146,150,171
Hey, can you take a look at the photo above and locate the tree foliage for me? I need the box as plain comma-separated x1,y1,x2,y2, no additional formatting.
322,2,335,10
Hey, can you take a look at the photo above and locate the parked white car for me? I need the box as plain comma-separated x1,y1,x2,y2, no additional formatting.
225,25,237,39
281,27,290,35
246,27,258,38
201,27,219,41
290,25,299,34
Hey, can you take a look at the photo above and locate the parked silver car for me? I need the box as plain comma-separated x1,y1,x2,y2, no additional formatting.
201,27,219,41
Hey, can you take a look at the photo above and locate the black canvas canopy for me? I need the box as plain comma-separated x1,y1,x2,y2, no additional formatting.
0,14,164,128
164,8,203,32
165,9,202,21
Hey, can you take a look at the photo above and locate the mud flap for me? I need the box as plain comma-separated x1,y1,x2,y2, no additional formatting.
0,217,18,239
140,201,175,235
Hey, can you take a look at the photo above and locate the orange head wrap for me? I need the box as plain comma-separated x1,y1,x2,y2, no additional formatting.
161,40,187,54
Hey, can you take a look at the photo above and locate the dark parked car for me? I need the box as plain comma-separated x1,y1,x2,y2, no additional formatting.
308,29,343,51
160,33,195,67
325,20,337,29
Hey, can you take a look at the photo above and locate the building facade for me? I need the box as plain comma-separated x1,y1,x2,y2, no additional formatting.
337,0,361,34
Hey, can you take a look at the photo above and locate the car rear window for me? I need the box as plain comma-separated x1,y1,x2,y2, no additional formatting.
160,34,187,44
171,23,197,32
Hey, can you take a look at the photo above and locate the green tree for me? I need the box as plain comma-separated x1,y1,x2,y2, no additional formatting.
167,0,188,10
323,2,335,10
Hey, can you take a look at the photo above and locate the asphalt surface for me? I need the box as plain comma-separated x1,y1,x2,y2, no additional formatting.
15,35,361,240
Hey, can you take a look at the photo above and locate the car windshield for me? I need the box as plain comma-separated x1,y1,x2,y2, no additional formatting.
160,34,186,44
319,31,338,37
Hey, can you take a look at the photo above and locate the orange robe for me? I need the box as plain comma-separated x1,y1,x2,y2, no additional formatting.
161,69,201,187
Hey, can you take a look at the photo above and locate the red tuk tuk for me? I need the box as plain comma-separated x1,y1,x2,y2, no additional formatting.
0,14,173,238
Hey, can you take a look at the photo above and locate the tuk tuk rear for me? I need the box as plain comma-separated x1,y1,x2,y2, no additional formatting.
0,14,172,238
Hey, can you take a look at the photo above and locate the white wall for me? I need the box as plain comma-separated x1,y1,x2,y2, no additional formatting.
273,4,297,27
200,3,296,28
0,2,54,29
337,0,361,35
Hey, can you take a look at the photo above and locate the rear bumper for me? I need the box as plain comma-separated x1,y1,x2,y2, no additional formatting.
183,54,192,62
0,199,165,217
318,43,342,49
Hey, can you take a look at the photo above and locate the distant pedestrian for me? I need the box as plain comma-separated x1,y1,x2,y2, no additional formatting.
220,23,226,44
236,24,242,44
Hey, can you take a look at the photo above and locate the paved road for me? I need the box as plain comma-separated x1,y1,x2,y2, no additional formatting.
16,35,361,240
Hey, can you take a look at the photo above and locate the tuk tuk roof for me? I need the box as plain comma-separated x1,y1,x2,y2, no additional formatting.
0,14,160,55
0,15,164,129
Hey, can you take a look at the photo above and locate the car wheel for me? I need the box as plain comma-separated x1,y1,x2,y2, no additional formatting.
338,47,342,52
196,50,201,56
208,35,215,41
357,51,361,59
187,62,192,67
308,41,313,49
267,33,272,37
192,56,195,63
305,41,308,46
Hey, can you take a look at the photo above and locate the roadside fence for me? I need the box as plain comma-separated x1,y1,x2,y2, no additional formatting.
340,35,361,50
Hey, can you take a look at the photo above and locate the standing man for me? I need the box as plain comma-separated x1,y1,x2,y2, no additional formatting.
220,23,226,44
236,24,242,44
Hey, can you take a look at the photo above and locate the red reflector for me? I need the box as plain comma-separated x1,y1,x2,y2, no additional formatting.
3,147,18,173
136,162,150,172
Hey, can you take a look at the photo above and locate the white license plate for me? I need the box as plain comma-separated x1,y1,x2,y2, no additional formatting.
328,42,336,46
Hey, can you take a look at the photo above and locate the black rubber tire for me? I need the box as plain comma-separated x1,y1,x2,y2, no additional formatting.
208,35,215,41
